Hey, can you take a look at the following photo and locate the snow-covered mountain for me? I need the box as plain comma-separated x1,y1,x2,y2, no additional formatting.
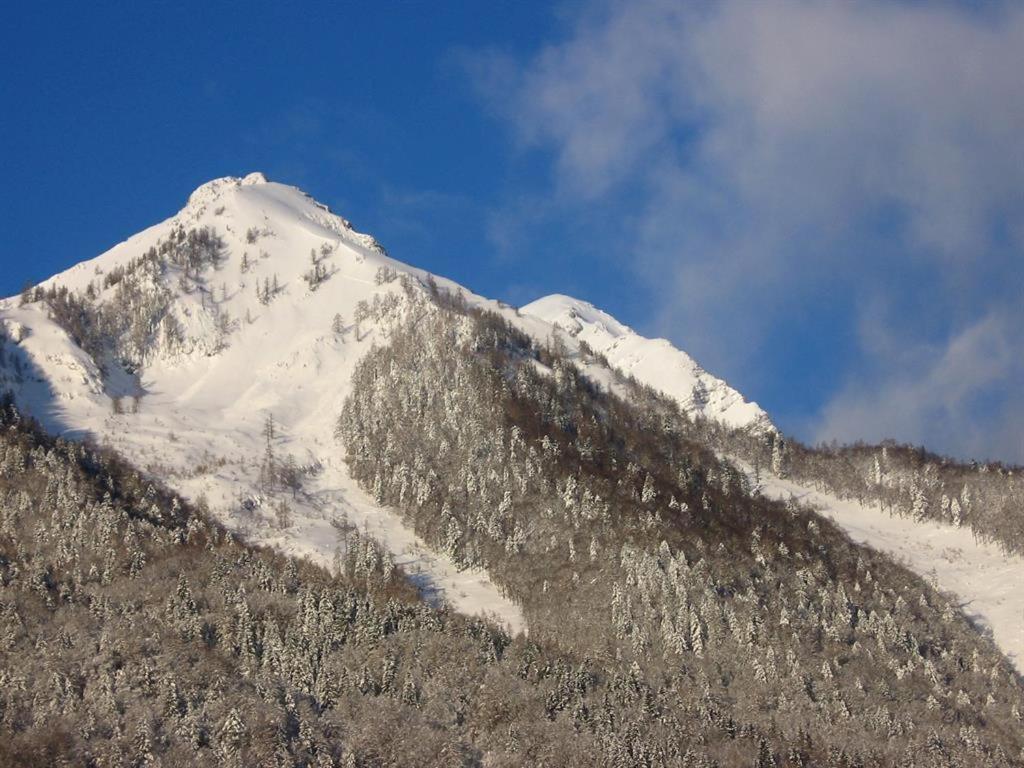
3,173,1023,674
7,173,1024,768
0,173,728,634
0,173,769,631
0,173,529,632
522,294,772,432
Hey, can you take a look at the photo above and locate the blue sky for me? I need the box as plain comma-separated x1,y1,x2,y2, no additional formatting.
3,1,1022,463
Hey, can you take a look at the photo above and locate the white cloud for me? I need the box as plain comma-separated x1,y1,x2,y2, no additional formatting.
817,310,1023,462
475,0,1024,462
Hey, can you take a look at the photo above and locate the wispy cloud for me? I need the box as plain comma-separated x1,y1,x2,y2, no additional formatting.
470,0,1024,462
818,309,1024,460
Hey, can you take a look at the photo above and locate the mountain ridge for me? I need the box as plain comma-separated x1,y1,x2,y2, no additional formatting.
4,174,772,440
522,293,773,432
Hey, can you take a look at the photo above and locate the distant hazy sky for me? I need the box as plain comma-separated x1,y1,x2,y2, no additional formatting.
3,1,1022,463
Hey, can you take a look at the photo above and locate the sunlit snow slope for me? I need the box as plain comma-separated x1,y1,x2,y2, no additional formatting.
522,294,772,432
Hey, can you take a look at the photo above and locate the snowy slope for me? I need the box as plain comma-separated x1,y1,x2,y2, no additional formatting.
0,173,524,633
740,463,1024,674
522,294,772,432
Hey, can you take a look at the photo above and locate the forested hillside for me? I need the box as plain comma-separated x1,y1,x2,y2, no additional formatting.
699,417,1024,556
519,293,1024,560
0,397,724,767
339,286,1024,767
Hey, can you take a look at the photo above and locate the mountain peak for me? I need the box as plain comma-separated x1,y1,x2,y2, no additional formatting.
240,171,268,185
185,172,269,209
522,294,632,339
